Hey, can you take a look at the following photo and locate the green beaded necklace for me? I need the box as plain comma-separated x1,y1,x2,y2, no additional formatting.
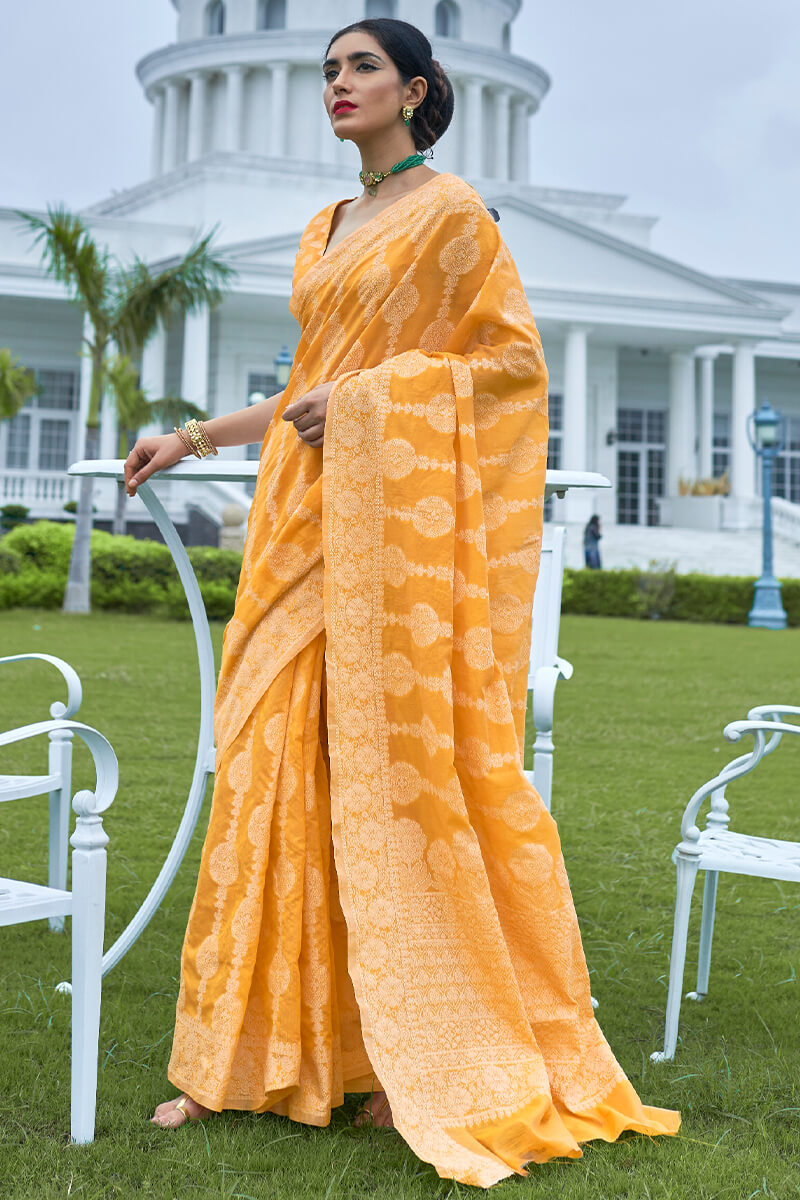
359,153,426,197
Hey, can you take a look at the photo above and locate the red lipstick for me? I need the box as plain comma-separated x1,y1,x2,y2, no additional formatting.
333,100,357,115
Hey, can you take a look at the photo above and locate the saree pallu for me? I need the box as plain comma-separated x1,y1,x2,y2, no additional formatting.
168,173,679,1187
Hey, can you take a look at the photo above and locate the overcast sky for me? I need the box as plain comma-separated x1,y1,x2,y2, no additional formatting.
3,0,799,283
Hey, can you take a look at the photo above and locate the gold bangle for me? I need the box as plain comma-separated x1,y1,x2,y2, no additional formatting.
185,418,218,458
198,420,218,456
174,426,201,458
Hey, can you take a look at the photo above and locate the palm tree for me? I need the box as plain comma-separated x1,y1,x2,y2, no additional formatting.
0,348,38,421
105,354,209,536
18,206,235,612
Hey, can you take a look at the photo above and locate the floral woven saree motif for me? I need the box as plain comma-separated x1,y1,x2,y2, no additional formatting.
169,174,679,1186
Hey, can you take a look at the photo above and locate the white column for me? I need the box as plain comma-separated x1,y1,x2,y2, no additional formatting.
187,72,208,162
139,324,168,437
463,79,484,178
181,308,211,410
697,350,717,480
162,81,181,173
140,325,167,401
510,96,530,183
225,66,245,153
493,89,511,181
563,326,591,522
731,341,757,497
150,89,166,178
667,350,696,494
270,63,289,158
99,390,118,460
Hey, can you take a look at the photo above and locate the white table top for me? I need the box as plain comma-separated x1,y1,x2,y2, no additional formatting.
69,459,611,496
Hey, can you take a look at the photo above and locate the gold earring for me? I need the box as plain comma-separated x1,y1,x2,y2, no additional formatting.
402,105,414,126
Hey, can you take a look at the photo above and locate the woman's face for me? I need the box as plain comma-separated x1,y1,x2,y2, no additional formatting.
323,31,422,142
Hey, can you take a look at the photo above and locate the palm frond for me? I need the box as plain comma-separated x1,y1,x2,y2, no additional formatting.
113,228,236,353
146,396,210,425
17,206,110,328
0,348,39,421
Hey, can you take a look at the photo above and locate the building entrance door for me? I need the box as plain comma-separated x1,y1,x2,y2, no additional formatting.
616,408,666,526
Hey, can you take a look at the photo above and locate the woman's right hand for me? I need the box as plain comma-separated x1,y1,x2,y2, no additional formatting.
124,433,189,496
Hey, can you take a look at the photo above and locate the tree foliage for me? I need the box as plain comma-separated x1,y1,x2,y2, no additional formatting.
0,347,38,422
16,206,235,611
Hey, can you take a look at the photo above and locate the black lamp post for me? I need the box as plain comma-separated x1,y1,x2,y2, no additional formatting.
747,399,787,630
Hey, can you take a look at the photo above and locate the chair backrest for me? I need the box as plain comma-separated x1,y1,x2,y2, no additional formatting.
529,526,566,686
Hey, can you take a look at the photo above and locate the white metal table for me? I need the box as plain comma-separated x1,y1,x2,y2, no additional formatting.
69,459,610,975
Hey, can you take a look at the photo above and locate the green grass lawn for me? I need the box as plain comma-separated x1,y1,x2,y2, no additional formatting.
0,610,798,1200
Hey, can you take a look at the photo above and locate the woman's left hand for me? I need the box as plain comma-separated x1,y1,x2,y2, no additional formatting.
282,381,334,447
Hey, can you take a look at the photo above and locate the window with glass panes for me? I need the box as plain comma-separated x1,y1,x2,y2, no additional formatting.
2,367,78,473
774,415,800,504
615,407,666,526
543,392,562,521
712,412,730,480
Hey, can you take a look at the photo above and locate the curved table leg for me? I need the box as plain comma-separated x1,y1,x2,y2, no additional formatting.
101,481,217,977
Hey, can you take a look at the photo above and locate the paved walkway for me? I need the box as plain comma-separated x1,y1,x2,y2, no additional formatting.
557,524,800,578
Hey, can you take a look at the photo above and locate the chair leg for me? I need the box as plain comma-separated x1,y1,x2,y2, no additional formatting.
48,731,73,933
48,787,70,933
69,815,108,1144
532,731,554,813
651,852,699,1062
688,871,718,1001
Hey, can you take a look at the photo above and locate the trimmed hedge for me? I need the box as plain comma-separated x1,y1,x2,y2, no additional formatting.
562,567,800,627
2,521,799,627
1,521,239,621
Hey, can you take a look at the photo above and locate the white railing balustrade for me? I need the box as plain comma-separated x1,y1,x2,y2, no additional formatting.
2,470,77,511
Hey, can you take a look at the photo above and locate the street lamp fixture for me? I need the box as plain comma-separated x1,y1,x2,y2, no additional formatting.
274,345,293,389
746,399,787,630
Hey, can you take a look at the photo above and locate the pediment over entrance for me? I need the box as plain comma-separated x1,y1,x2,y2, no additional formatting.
221,233,301,271
483,193,782,314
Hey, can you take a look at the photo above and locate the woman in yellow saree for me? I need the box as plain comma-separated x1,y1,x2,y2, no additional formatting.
125,18,679,1188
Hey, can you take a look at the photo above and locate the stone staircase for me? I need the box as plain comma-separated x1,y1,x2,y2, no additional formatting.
556,523,800,578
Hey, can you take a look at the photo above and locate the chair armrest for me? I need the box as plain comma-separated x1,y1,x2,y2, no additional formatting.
554,655,574,682
531,662,570,731
0,654,82,719
746,703,800,721
678,717,797,846
0,718,117,816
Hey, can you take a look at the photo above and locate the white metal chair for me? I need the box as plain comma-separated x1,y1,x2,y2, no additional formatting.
1,670,118,1142
524,525,573,812
652,705,800,1062
0,654,83,932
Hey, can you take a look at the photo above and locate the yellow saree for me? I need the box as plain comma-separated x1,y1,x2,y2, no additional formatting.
168,173,679,1187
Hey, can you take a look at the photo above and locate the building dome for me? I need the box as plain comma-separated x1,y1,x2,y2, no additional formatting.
141,0,549,183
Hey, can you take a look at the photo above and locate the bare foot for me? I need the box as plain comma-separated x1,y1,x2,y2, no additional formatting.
354,1090,395,1129
151,1094,211,1128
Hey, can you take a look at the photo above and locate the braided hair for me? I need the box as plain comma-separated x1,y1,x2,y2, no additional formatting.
324,19,455,153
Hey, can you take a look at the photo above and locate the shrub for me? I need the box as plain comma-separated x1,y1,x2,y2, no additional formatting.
0,544,22,575
0,504,30,533
4,520,75,573
561,569,643,618
162,580,236,622
92,536,175,588
634,559,677,620
0,569,63,610
187,545,243,587
563,567,800,627
670,574,754,625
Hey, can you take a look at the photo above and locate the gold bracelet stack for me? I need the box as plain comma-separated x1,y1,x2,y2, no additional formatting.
174,419,218,458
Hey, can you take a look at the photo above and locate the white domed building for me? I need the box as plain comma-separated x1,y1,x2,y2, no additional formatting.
1,0,799,559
